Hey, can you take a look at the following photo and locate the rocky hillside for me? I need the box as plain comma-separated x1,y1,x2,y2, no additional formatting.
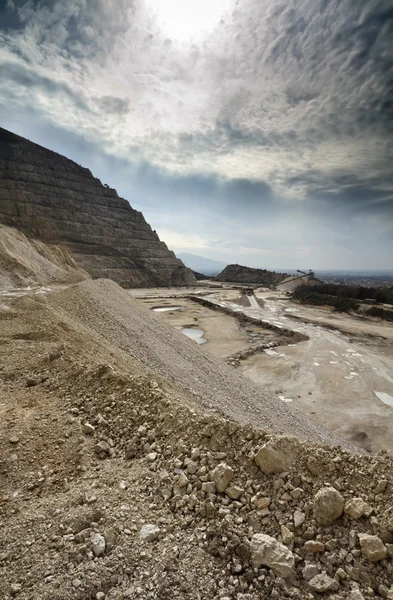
0,224,89,289
0,128,195,288
216,264,288,286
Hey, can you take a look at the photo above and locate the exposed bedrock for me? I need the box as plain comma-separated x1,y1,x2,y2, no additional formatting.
0,128,195,288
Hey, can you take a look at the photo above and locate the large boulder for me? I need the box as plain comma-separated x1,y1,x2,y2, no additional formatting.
313,487,345,526
254,437,300,474
250,533,295,578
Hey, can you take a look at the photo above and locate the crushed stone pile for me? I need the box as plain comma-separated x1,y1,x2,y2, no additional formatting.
0,225,89,289
0,278,392,599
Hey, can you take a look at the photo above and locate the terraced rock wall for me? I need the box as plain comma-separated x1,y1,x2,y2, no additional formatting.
0,128,195,288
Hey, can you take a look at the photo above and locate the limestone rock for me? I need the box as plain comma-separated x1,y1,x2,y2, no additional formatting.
140,524,160,543
90,532,106,557
211,463,233,493
225,485,244,500
345,497,372,519
294,510,306,528
358,533,387,561
308,572,339,593
250,533,295,578
83,422,95,435
313,487,344,525
0,128,195,288
303,563,319,581
281,525,294,545
254,437,300,474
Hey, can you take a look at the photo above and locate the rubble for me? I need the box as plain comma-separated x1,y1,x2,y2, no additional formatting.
250,533,295,578
358,534,387,561
313,486,345,525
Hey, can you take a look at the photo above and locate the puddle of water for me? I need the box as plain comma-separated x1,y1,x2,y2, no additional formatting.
181,328,207,345
313,362,320,366
375,391,393,408
152,306,182,312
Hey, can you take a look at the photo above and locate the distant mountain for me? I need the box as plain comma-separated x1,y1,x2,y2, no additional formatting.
216,264,288,286
177,253,227,276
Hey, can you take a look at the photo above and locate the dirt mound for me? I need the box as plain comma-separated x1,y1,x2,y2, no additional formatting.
0,225,89,289
1,279,392,599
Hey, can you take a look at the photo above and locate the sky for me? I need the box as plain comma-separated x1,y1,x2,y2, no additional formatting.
0,0,392,270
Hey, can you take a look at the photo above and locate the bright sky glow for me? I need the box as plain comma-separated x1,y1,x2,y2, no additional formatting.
147,0,233,40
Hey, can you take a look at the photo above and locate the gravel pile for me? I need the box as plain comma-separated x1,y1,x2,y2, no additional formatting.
48,279,354,449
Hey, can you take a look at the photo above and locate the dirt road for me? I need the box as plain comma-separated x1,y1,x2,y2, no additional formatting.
207,290,393,453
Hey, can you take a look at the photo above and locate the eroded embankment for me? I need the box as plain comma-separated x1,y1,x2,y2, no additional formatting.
189,295,309,363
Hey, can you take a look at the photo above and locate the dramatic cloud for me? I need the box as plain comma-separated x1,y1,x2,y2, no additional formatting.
0,0,392,268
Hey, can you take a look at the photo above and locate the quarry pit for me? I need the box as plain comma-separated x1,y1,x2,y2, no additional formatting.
137,285,393,455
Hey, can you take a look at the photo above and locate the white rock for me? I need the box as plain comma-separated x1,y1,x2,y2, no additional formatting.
255,437,300,474
10,583,22,594
358,533,387,561
294,510,306,528
348,589,365,600
91,532,106,557
250,533,295,578
308,572,339,593
83,422,95,435
211,463,233,493
313,486,344,525
344,497,371,519
303,563,319,581
140,524,160,543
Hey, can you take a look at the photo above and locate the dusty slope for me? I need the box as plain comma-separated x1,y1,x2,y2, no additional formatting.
47,279,352,448
0,224,89,289
1,279,392,599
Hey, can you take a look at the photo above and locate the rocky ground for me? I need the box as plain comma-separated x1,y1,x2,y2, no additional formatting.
1,279,393,599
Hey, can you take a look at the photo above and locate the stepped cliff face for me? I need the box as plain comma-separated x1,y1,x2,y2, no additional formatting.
216,263,288,286
0,128,195,288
